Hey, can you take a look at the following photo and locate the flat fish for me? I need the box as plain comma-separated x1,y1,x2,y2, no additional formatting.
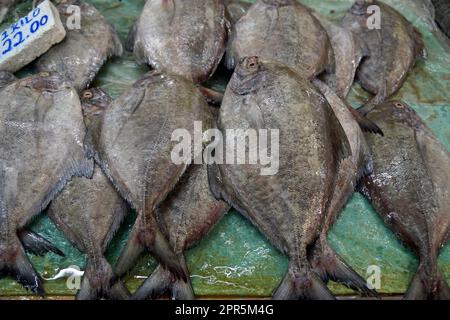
209,57,351,300
133,164,230,300
0,71,93,296
127,0,227,84
35,0,123,92
95,71,213,283
312,12,366,98
226,0,334,79
360,101,450,300
341,0,426,115
48,88,130,300
310,79,378,297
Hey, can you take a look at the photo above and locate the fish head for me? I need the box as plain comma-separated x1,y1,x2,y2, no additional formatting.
81,88,112,119
229,56,267,95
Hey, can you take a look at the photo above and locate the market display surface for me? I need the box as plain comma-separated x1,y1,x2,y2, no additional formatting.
0,0,448,298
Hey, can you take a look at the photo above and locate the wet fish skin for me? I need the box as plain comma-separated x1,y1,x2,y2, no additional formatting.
35,0,123,92
310,80,378,297
341,0,426,115
0,72,93,296
96,71,213,283
133,164,230,300
226,0,334,79
360,101,450,300
312,12,365,98
127,0,227,84
209,57,351,300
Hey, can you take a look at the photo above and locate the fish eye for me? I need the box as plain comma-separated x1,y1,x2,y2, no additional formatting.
394,102,404,108
83,91,93,99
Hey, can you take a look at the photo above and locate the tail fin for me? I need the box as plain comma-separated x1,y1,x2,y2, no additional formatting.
19,229,65,257
273,263,335,300
114,218,187,282
133,257,194,300
310,241,379,298
76,256,130,300
404,262,450,300
357,79,388,116
0,236,45,296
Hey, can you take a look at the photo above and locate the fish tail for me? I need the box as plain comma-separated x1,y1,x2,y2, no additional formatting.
0,235,45,296
19,229,65,257
133,255,194,300
273,262,335,300
357,79,388,116
310,240,380,298
77,256,130,300
347,105,383,136
404,260,450,300
115,217,187,282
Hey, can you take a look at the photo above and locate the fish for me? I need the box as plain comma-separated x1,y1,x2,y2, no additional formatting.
310,79,379,297
95,71,213,284
47,88,130,300
35,0,123,92
126,0,228,84
359,101,450,300
312,12,366,98
0,0,19,24
133,164,230,300
225,0,251,26
208,56,351,300
432,0,450,38
225,0,334,79
0,72,93,296
341,0,427,115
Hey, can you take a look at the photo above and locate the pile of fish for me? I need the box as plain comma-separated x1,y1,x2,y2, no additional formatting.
0,0,448,300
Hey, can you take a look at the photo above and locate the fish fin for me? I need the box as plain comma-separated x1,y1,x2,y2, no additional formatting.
198,86,224,106
0,71,17,89
310,240,380,298
325,99,352,164
273,263,335,300
115,217,187,282
133,260,194,300
404,263,450,300
357,78,388,116
77,256,130,300
0,237,45,296
146,227,187,282
132,265,171,300
110,28,124,58
347,104,383,135
19,229,65,257
125,20,138,52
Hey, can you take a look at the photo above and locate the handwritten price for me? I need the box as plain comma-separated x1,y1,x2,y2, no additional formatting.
1,7,49,56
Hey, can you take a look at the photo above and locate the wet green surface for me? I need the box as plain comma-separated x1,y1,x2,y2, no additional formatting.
0,0,449,297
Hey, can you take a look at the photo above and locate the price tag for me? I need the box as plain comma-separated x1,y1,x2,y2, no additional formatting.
0,0,66,72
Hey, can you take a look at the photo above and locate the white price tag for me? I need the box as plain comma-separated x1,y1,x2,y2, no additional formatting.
0,0,66,72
